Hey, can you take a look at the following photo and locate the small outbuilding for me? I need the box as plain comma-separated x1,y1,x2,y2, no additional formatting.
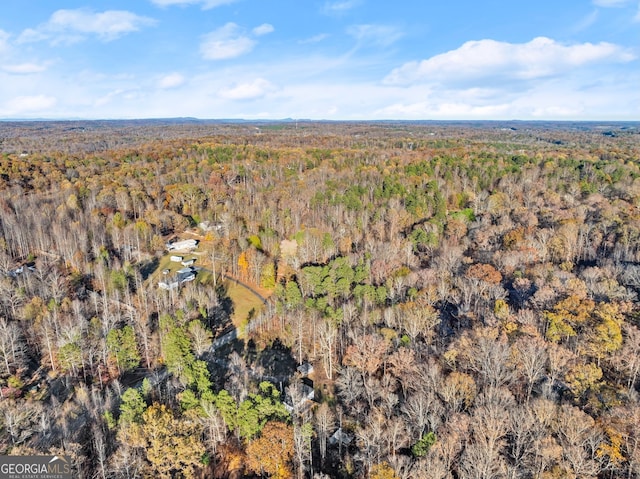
297,362,314,376
159,278,179,290
329,428,353,447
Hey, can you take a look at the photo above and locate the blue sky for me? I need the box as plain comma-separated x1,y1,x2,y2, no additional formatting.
0,0,638,120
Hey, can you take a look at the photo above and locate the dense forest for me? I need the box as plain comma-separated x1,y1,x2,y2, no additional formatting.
0,120,640,479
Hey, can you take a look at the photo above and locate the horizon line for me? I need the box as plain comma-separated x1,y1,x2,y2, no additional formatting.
0,117,639,124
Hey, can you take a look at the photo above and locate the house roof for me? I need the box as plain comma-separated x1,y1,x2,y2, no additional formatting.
297,362,314,375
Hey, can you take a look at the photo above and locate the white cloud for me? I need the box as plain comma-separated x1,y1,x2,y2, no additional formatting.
377,101,511,118
200,23,256,60
5,95,57,114
322,0,362,14
17,9,156,44
372,67,640,120
593,0,630,6
16,28,50,44
94,89,134,107
150,0,238,9
384,37,636,85
2,62,49,74
531,106,584,117
219,78,276,100
0,29,10,53
0,29,636,121
299,33,329,44
348,24,403,47
572,10,599,32
591,0,640,21
252,24,274,36
4,57,634,120
158,73,186,89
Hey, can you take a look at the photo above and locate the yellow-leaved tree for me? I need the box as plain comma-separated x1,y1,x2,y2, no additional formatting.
246,421,294,479
122,403,205,478
369,462,399,479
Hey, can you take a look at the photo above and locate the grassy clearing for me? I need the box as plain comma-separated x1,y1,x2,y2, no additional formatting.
155,254,199,273
224,279,266,337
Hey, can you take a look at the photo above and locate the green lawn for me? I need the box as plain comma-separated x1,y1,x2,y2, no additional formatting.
224,279,265,337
